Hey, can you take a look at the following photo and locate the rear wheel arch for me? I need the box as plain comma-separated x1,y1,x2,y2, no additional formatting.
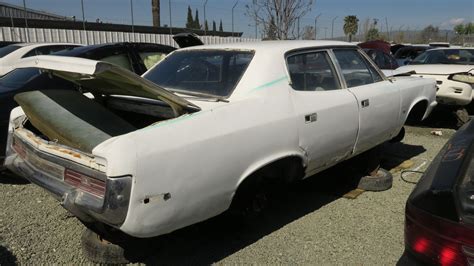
231,155,306,203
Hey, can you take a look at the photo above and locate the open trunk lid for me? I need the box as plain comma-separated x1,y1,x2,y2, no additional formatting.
12,55,201,153
13,55,200,115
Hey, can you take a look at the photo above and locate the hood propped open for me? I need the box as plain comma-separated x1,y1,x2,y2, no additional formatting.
14,55,201,116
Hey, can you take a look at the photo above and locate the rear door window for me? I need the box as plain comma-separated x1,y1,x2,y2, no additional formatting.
287,51,340,91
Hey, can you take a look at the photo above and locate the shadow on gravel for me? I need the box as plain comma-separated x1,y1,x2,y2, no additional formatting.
0,245,17,265
119,142,425,264
0,170,29,185
382,142,427,171
407,105,465,130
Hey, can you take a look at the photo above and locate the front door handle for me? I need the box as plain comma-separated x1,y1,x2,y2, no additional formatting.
361,99,370,108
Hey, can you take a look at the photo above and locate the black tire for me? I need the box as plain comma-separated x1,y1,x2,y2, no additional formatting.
357,168,393,191
81,227,152,264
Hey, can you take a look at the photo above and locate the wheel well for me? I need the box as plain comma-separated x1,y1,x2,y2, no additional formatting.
233,156,305,199
407,100,428,123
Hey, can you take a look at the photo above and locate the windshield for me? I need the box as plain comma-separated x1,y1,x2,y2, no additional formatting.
143,50,254,97
0,68,41,92
410,49,474,65
0,45,21,58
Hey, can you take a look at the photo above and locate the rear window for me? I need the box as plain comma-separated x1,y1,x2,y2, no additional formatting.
0,45,21,58
0,68,41,92
144,50,254,97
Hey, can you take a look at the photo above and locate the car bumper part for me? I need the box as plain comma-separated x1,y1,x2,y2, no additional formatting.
5,132,131,226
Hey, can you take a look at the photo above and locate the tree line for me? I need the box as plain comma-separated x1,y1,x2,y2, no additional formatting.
185,6,223,32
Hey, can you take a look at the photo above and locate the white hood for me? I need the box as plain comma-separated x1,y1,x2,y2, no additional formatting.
396,64,474,75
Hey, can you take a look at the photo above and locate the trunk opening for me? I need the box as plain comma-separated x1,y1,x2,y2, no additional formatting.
17,89,184,154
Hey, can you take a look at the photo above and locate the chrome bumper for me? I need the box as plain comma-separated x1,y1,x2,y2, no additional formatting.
5,134,131,226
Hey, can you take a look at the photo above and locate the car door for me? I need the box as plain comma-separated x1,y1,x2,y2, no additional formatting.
288,50,359,174
333,48,401,155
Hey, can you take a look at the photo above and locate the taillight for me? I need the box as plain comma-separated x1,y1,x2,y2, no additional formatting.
64,169,106,198
405,203,474,265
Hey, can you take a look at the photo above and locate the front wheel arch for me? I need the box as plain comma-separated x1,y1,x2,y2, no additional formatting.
406,100,429,123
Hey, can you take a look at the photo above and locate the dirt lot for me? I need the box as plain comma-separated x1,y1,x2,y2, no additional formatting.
0,118,457,264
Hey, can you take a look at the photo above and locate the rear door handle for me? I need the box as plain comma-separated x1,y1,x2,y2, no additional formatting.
361,99,370,108
305,113,317,123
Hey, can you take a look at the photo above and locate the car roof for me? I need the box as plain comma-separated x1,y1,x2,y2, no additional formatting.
425,47,474,51
54,42,175,56
181,40,356,54
11,42,82,48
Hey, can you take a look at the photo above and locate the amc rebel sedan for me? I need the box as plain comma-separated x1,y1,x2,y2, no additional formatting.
4,41,436,261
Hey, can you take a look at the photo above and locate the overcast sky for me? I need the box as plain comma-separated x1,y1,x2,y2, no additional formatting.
2,0,473,38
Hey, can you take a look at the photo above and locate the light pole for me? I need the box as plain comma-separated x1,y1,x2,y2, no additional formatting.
22,0,28,42
232,0,239,37
130,0,134,41
331,16,338,39
81,0,88,44
203,0,208,35
314,13,322,40
168,0,172,35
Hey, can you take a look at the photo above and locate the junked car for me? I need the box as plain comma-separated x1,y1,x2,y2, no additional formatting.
405,120,474,265
397,48,474,126
4,41,437,262
0,42,82,76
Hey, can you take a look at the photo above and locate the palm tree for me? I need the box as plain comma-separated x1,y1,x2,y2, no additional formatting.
343,15,359,42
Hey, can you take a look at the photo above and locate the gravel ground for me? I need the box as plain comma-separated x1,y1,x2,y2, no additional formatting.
0,122,456,265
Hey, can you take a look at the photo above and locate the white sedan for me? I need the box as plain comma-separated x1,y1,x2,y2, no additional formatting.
5,41,436,261
397,48,474,107
0,42,81,76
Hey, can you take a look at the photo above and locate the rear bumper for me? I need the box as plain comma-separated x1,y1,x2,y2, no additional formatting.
5,133,132,226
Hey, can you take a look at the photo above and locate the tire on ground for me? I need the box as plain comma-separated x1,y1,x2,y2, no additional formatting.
81,227,152,264
357,168,393,191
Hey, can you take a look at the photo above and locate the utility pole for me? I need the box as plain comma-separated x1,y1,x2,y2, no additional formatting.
130,0,134,41
324,27,328,39
22,0,29,42
385,17,389,42
81,0,88,44
331,16,338,39
168,0,172,35
203,0,208,35
232,0,239,37
297,18,300,39
314,13,322,40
